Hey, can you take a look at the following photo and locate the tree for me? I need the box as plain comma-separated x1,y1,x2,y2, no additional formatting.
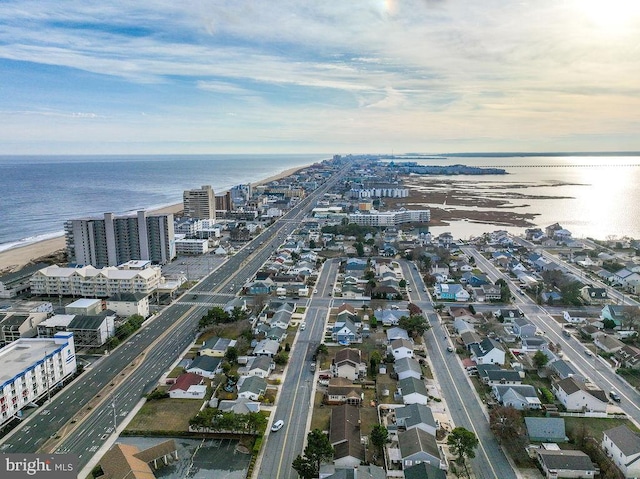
447,427,478,478
489,406,523,444
292,455,316,479
533,350,549,369
355,242,365,257
369,351,382,378
369,316,378,329
495,279,511,303
399,279,407,289
621,306,640,332
293,429,334,478
370,425,388,457
224,346,239,363
274,351,289,365
399,314,430,338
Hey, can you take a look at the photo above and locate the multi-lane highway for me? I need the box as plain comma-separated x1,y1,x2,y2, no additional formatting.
0,160,350,470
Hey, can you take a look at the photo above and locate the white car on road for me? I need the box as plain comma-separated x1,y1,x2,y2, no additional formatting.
271,420,284,432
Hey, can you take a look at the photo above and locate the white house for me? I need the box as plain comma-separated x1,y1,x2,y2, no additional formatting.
536,448,596,479
394,357,422,381
470,338,505,365
398,377,429,405
253,339,280,357
389,338,414,360
602,425,640,479
492,384,541,410
237,376,267,401
552,377,608,413
168,373,206,399
332,348,366,381
395,404,438,436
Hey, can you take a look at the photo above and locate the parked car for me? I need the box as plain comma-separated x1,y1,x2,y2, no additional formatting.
271,420,284,432
609,390,621,402
584,349,593,357
447,346,454,352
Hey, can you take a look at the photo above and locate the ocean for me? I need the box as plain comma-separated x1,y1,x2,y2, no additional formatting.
0,154,639,252
0,154,324,252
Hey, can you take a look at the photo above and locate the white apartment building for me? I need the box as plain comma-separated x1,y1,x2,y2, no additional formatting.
30,264,161,298
183,185,216,220
349,187,409,199
65,210,176,267
0,332,77,427
175,238,209,255
348,209,430,227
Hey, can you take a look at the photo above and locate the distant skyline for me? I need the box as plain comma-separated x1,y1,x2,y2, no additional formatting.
2,1,640,155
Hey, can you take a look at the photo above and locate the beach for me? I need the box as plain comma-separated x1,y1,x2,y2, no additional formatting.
0,165,310,274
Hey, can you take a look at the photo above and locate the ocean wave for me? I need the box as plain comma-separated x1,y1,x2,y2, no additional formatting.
0,231,65,254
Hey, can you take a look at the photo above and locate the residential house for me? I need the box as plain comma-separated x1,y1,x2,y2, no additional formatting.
552,377,608,412
477,364,522,386
394,357,423,381
237,356,274,378
397,428,443,470
433,283,470,301
492,384,541,410
536,448,596,479
479,284,502,302
186,355,221,379
168,373,206,399
594,334,625,354
237,375,267,401
460,330,482,350
389,338,414,360
602,425,640,479
395,404,438,436
494,308,523,323
332,348,366,381
218,398,261,415
398,377,429,405
453,317,474,334
200,337,236,357
330,404,363,468
403,463,447,479
563,310,586,324
322,465,386,479
525,417,567,443
470,338,506,365
379,308,409,327
325,377,362,405
581,287,608,304
106,292,150,318
387,327,410,342
601,305,632,328
521,337,548,352
615,345,640,369
547,359,584,382
253,339,280,357
513,317,537,338
332,317,361,344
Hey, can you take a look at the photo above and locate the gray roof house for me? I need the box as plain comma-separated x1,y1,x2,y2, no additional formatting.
238,356,274,378
186,355,222,379
470,338,506,365
398,377,429,406
237,375,267,401
394,357,423,381
395,404,438,436
321,465,386,479
403,462,447,479
524,417,568,443
492,384,542,410
477,364,522,385
513,317,537,338
602,425,640,479
387,327,410,342
397,428,443,470
253,338,280,357
547,359,584,382
536,449,595,479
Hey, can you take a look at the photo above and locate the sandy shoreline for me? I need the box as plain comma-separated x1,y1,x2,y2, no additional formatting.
0,164,314,274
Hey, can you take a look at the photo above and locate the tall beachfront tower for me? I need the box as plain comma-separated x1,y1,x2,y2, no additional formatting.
183,185,216,220
65,210,176,267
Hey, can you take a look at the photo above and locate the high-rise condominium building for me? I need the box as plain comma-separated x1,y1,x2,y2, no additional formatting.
65,210,176,267
183,185,216,220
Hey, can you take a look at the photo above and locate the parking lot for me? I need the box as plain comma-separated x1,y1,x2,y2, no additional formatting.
161,253,227,281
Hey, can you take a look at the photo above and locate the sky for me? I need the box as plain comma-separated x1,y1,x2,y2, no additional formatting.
1,0,640,155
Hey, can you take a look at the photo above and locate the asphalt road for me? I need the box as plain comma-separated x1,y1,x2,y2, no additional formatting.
257,258,340,479
0,161,350,470
463,246,640,426
400,261,517,479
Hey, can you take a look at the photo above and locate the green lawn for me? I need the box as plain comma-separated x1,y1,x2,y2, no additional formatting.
125,398,205,433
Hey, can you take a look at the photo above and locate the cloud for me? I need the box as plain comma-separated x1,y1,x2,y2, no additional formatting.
0,0,639,153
